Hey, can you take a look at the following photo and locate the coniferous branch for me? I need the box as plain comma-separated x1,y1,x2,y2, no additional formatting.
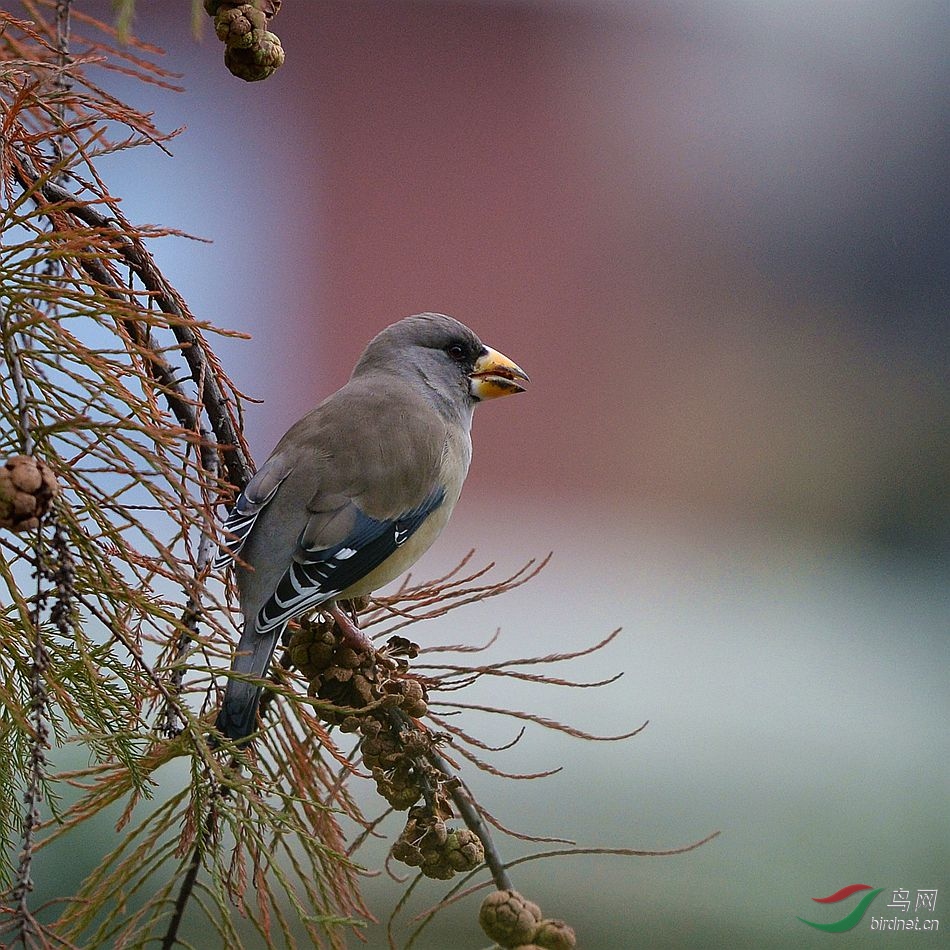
1,6,253,943
8,144,252,493
8,522,50,948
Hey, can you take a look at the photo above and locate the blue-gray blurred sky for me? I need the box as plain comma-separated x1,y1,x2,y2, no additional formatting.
68,1,949,947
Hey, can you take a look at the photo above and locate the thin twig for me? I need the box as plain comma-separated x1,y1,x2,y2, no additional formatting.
10,520,52,946
161,797,219,950
2,302,35,455
425,747,512,892
53,1,72,140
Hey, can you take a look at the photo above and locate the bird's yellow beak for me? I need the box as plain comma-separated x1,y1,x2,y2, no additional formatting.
469,346,530,400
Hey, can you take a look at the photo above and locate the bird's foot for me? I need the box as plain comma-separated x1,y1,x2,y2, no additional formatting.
327,602,375,654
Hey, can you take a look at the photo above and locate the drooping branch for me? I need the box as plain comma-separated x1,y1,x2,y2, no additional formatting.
8,524,51,948
7,145,253,493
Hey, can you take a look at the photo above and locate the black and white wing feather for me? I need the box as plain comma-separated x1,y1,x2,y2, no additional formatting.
255,486,446,634
213,462,289,570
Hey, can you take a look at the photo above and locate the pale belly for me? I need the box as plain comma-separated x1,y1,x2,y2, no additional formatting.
336,489,458,599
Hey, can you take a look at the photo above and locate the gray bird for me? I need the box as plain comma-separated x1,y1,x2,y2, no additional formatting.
213,313,528,741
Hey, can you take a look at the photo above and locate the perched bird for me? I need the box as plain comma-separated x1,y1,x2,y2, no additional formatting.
213,313,528,741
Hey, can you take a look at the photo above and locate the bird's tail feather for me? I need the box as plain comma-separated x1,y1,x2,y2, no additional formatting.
215,621,283,742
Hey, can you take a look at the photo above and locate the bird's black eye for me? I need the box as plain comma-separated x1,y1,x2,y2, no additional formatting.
446,343,467,362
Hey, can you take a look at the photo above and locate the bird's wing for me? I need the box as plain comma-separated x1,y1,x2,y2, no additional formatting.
254,485,446,634
212,456,291,570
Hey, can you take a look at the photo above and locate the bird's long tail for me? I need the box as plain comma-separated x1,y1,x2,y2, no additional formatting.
214,621,283,742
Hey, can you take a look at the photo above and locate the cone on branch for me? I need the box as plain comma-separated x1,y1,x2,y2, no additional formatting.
0,455,58,532
479,889,576,949
204,0,285,81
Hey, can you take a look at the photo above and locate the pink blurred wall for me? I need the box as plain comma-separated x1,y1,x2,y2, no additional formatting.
96,0,948,547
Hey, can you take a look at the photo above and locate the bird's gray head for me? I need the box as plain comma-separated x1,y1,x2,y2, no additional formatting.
352,313,528,421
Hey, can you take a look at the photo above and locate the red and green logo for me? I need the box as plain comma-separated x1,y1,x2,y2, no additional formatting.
798,884,884,932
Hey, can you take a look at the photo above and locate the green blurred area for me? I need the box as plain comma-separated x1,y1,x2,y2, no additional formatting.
26,503,947,947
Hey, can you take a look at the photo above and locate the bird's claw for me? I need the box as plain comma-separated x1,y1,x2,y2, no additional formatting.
327,602,375,654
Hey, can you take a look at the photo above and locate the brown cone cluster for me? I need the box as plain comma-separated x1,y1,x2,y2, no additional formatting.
391,808,485,880
479,889,577,949
0,455,58,532
288,617,426,725
287,617,483,879
204,0,285,81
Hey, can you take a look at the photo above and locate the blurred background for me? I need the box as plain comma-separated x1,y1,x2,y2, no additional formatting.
60,1,950,946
